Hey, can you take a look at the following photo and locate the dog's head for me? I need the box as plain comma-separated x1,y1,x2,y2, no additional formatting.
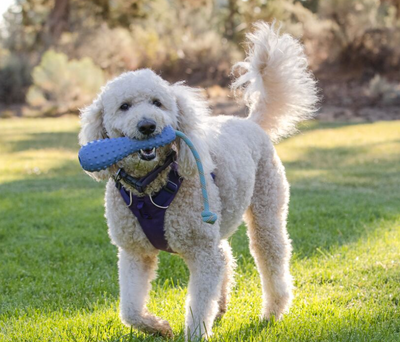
79,69,213,180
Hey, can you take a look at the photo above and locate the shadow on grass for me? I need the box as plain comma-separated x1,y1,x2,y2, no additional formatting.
0,161,116,317
211,307,400,342
296,120,372,134
284,137,400,257
4,131,80,153
231,124,400,262
285,141,400,177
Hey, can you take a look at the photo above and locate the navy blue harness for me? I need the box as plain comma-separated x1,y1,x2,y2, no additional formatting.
115,162,182,253
114,154,216,253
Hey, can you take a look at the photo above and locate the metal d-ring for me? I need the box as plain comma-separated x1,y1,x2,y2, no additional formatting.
149,194,169,209
114,168,122,182
128,191,133,207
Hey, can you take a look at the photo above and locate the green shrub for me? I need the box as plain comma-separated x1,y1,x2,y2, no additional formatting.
63,26,138,74
343,27,400,72
0,53,32,105
64,20,241,85
368,74,400,105
27,50,105,116
317,0,400,65
169,30,241,86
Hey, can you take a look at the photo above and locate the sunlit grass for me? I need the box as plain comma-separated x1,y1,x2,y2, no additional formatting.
1,118,400,341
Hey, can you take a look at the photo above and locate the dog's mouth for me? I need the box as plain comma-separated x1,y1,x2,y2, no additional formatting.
139,147,157,161
118,132,158,161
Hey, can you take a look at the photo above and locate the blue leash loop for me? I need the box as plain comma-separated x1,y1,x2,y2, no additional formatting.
175,131,218,225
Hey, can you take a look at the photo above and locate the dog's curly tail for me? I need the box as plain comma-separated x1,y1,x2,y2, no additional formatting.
232,22,319,143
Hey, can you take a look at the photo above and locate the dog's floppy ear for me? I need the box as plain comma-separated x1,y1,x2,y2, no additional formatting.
79,96,112,181
172,83,214,177
79,96,106,145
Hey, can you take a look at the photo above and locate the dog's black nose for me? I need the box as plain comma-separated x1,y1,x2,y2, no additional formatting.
137,119,156,135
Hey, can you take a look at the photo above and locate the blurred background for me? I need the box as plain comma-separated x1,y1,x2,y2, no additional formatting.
1,0,400,121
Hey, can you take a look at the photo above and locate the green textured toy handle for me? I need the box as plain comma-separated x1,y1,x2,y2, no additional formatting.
175,131,218,225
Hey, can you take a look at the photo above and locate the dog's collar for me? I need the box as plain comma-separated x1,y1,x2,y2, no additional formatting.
114,150,176,193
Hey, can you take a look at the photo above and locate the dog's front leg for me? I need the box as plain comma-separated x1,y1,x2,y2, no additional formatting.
118,248,173,338
183,244,225,341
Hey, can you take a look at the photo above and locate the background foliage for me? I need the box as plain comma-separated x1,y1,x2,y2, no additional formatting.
1,0,400,117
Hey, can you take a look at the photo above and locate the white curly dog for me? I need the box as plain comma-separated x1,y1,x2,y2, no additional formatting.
79,23,318,340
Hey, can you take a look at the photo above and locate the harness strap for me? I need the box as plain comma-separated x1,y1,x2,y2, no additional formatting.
117,151,176,193
116,163,182,253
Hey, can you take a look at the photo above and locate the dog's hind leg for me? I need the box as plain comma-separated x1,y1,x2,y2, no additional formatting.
244,148,293,321
183,244,225,340
118,248,173,338
216,240,236,319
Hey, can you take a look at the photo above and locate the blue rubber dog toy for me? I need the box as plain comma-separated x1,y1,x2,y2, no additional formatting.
78,126,217,224
78,126,176,172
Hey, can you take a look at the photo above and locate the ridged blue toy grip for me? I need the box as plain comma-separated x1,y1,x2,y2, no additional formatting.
78,126,176,172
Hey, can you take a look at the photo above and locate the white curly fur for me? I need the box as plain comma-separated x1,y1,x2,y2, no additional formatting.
232,21,319,142
79,22,318,340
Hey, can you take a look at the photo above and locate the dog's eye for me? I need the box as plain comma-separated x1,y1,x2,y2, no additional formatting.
152,99,162,108
120,103,131,111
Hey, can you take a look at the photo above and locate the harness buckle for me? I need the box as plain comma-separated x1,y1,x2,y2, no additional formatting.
164,180,178,194
114,168,122,189
114,168,122,181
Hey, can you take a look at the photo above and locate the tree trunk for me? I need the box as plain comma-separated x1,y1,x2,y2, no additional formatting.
395,0,400,19
45,0,70,46
225,0,238,41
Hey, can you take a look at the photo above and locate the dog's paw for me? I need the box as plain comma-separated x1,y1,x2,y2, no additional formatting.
186,322,214,342
121,311,174,338
215,296,228,321
262,291,293,321
142,315,174,339
215,307,226,321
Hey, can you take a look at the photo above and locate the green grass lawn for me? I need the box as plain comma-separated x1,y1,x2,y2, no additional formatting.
1,117,400,341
